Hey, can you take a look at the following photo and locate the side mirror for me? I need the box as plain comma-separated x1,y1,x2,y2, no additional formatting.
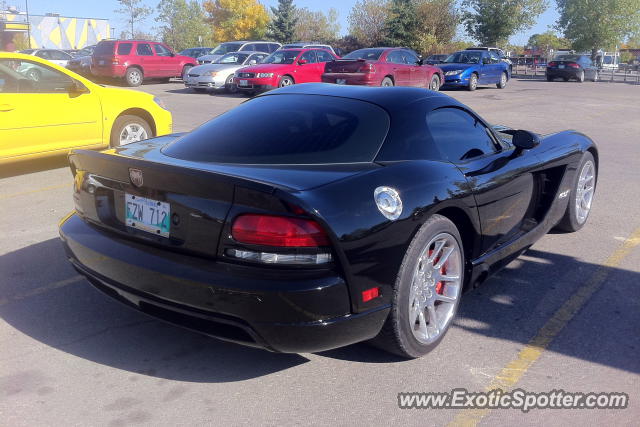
417,59,424,66
512,130,540,150
69,80,89,94
298,59,308,65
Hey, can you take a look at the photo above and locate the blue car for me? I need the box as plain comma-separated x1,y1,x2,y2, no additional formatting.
439,50,510,91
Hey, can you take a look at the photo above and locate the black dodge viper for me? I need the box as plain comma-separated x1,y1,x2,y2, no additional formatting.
60,84,598,358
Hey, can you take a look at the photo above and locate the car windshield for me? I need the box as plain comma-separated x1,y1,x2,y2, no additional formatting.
77,47,93,56
218,53,249,64
444,51,482,64
211,43,243,55
263,50,300,64
162,94,391,165
343,49,385,61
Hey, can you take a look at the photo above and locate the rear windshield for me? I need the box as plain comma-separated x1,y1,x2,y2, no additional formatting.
343,49,385,61
162,95,390,164
555,55,581,61
94,41,115,55
211,43,243,55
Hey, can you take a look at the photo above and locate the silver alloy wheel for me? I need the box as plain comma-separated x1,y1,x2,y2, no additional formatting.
408,232,462,345
279,77,293,87
430,75,440,90
119,123,149,145
469,74,478,90
128,70,142,85
575,160,595,224
500,72,507,86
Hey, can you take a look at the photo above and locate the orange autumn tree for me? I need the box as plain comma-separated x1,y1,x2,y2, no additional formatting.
203,0,270,42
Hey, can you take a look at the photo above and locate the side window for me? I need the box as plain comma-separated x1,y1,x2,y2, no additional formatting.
136,43,154,56
316,50,334,62
386,51,404,64
426,108,499,162
49,50,71,61
403,50,419,65
242,44,256,52
36,51,50,59
117,43,132,55
489,51,501,64
269,43,280,53
299,50,318,63
0,59,74,93
250,53,267,63
154,44,172,57
255,43,270,53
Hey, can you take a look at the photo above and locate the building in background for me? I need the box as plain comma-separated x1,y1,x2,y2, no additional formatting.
1,7,110,51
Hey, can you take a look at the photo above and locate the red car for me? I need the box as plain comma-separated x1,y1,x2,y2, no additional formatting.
234,48,339,94
322,47,444,90
91,39,197,87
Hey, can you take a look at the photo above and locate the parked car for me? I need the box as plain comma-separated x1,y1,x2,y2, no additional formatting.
66,45,96,76
196,41,281,64
280,42,338,56
178,47,215,59
321,47,443,91
91,39,197,86
19,48,74,67
0,52,172,164
546,54,599,82
184,51,269,93
425,54,448,65
234,48,338,94
59,83,598,358
439,49,510,91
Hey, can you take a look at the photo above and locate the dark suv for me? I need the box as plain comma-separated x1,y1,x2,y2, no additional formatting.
91,40,197,86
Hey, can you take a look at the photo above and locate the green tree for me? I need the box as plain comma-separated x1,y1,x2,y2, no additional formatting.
157,0,212,51
383,0,420,50
414,0,459,54
294,8,340,43
526,30,570,59
348,0,390,47
556,0,640,58
462,0,548,46
115,0,153,39
267,0,298,43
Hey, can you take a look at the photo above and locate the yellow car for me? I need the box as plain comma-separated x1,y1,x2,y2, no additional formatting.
0,52,172,164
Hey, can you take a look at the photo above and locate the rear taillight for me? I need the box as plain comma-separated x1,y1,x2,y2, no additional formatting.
357,63,375,73
548,61,557,67
231,214,330,247
568,62,580,68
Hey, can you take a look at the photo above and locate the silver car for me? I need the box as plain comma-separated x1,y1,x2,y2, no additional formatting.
184,51,269,93
196,41,280,64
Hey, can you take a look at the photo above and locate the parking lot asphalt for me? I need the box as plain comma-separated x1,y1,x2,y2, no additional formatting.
0,79,638,426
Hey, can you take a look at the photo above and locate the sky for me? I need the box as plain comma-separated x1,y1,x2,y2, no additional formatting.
17,0,560,46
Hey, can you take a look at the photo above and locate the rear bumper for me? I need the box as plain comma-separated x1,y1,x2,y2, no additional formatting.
321,73,377,86
546,69,581,79
59,213,389,353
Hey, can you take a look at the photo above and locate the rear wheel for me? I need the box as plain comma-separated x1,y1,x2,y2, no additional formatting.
555,152,596,232
468,73,478,91
429,75,440,91
497,71,508,88
278,75,294,88
110,115,152,147
381,77,394,87
26,68,42,81
125,67,143,87
371,215,464,358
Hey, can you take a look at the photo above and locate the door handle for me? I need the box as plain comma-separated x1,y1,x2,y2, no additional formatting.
0,104,15,112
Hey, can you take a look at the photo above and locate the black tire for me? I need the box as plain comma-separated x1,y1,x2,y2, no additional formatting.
592,71,598,82
125,67,143,87
110,115,153,148
555,152,597,232
370,215,465,358
182,65,193,80
546,75,554,82
429,75,440,91
278,75,294,88
497,71,508,89
225,74,238,93
381,77,394,87
468,73,478,91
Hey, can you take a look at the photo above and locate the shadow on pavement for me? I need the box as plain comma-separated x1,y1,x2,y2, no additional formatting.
1,237,638,381
0,155,70,178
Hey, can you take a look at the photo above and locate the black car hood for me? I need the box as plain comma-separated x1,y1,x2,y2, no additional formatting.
110,134,382,191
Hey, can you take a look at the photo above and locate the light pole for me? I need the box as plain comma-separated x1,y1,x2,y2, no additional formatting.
25,0,31,48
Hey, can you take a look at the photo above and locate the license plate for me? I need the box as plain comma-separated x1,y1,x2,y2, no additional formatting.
99,60,105,65
125,194,170,237
336,79,347,85
558,64,565,69
239,80,249,86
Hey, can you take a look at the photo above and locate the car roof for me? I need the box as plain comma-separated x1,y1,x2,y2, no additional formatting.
257,83,461,113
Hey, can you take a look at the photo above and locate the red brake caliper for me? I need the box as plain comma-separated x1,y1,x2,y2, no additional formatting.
429,249,445,295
